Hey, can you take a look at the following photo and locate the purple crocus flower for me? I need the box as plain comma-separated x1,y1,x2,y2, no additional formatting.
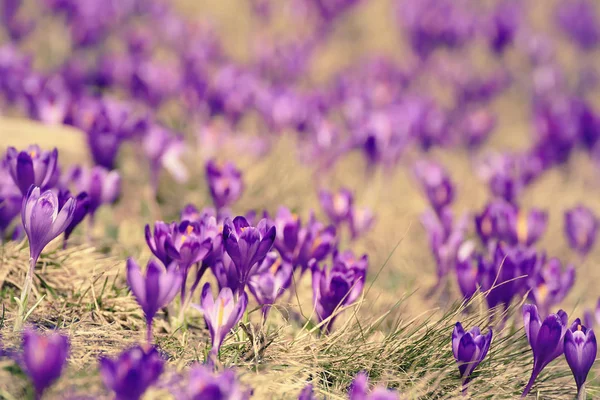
273,206,302,258
57,189,90,248
486,0,520,55
348,371,399,400
413,160,454,214
248,254,294,320
205,160,244,210
478,243,537,312
475,200,516,245
99,345,164,400
512,208,548,247
311,253,367,333
222,216,276,291
145,221,178,266
584,299,600,329
319,188,353,226
22,186,76,264
564,205,598,257
0,165,22,236
22,329,69,399
452,322,493,392
142,125,188,195
5,145,58,196
298,383,316,400
556,0,599,50
455,241,479,300
126,258,182,343
195,283,248,356
564,321,597,396
185,364,252,399
349,206,375,240
528,258,575,317
69,166,120,223
522,304,569,397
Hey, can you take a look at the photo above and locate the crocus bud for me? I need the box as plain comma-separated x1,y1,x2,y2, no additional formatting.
22,329,69,399
195,283,248,356
564,320,597,395
522,304,568,396
5,145,58,195
205,160,243,210
452,322,492,392
126,258,182,343
22,186,76,264
99,345,164,400
564,205,598,257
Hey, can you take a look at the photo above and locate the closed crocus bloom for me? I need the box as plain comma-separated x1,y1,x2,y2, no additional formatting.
319,188,353,226
564,320,597,396
583,298,600,329
564,205,598,257
145,221,178,266
57,189,90,248
205,160,243,210
211,251,243,293
186,364,252,400
273,206,301,259
522,304,569,397
311,255,366,333
349,371,399,400
142,125,188,194
451,322,492,392
294,213,337,273
195,283,247,356
69,166,120,222
349,206,375,240
248,254,294,320
223,216,276,291
5,145,58,195
99,345,164,400
22,186,76,264
413,160,454,214
22,329,69,399
127,258,182,343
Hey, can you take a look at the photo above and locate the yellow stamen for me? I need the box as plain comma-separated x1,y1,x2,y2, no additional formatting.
270,258,282,274
517,211,528,243
537,284,548,303
578,324,582,331
311,237,323,252
186,225,194,235
481,218,492,236
217,298,225,326
29,151,37,158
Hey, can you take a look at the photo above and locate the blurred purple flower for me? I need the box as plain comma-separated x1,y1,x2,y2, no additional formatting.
99,345,164,400
205,160,244,210
528,257,575,317
248,254,294,320
455,241,479,300
69,166,120,223
0,164,22,236
142,125,188,195
222,216,276,291
195,283,248,356
486,0,521,55
319,188,353,226
522,304,568,396
298,383,316,400
348,371,399,400
452,322,492,392
126,257,182,343
5,145,58,196
413,160,454,214
349,206,375,240
474,200,516,245
311,252,367,333
556,0,599,50
57,189,90,247
22,329,69,399
185,363,252,399
564,320,597,395
584,299,600,329
564,205,598,257
512,208,548,247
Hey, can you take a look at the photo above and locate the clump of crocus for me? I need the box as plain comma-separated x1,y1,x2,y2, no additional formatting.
222,216,276,292
452,322,493,393
22,329,69,400
5,145,58,196
69,166,120,227
185,363,252,399
564,320,597,398
248,253,294,320
126,258,182,343
564,205,598,258
205,160,243,210
17,186,76,330
57,189,90,248
311,251,367,333
195,283,248,357
99,345,164,400
522,304,568,397
348,371,399,400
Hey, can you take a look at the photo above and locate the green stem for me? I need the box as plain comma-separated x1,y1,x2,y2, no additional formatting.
14,258,35,332
577,383,586,400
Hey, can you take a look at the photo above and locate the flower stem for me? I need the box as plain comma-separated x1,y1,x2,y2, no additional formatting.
522,369,539,397
577,383,586,400
146,320,153,345
14,258,35,332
